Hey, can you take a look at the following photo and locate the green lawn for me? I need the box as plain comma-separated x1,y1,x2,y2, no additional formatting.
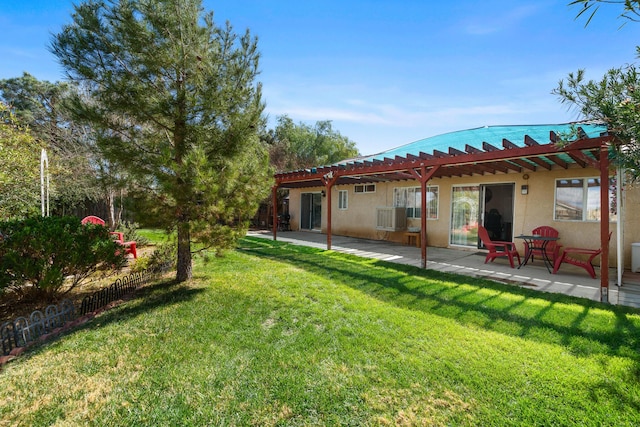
136,228,172,244
2,236,640,426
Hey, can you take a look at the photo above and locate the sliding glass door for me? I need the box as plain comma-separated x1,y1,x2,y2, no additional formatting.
450,185,480,246
300,192,322,230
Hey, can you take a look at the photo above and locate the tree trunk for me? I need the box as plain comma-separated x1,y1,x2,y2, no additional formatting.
176,220,192,282
115,188,124,225
107,189,116,231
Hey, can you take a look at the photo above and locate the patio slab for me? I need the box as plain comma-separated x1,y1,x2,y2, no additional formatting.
247,230,633,306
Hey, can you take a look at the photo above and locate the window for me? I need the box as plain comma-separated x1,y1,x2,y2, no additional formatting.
338,190,348,210
393,186,439,219
354,184,375,193
554,177,617,221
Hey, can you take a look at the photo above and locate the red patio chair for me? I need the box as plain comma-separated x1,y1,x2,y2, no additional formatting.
82,216,137,259
81,215,106,225
110,231,138,259
478,225,521,268
525,226,562,264
552,232,611,279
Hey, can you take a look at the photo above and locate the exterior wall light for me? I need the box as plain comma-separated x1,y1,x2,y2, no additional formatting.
521,185,529,195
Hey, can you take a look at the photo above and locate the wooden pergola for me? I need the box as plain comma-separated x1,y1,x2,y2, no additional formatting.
272,130,615,302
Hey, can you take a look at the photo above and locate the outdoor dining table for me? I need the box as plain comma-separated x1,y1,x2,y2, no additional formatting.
515,234,559,273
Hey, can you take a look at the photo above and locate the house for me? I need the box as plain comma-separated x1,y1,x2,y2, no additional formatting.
273,123,637,302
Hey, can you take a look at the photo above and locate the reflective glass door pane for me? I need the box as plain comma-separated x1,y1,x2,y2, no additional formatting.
450,185,480,246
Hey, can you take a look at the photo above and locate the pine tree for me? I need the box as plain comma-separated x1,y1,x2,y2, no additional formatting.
51,0,271,281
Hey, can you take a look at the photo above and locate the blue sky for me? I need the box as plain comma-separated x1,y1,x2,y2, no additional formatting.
2,1,639,155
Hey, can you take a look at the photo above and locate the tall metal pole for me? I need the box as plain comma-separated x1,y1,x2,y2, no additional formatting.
40,149,49,217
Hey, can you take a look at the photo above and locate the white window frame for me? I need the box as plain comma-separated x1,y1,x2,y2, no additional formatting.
393,186,439,219
554,177,617,222
354,184,376,193
338,190,348,210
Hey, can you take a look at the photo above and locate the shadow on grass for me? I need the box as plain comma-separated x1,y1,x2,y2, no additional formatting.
239,237,640,363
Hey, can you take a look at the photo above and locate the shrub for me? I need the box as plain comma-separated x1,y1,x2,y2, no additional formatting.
131,241,176,274
117,221,149,246
0,216,127,300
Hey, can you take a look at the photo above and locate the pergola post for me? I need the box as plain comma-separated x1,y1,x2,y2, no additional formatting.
272,185,278,241
322,172,338,251
600,143,610,303
409,165,440,269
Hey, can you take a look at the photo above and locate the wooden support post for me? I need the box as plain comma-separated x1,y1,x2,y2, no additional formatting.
420,169,428,269
600,144,610,303
322,172,338,251
326,185,332,251
272,185,278,241
409,165,440,269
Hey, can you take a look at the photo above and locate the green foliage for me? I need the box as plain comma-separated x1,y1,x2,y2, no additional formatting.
0,73,105,212
570,1,640,26
51,0,271,281
557,2,640,179
0,102,41,219
0,216,126,299
131,241,177,274
265,114,360,172
117,221,149,246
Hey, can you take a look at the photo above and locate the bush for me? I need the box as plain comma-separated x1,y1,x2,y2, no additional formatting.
0,216,127,300
117,221,150,246
130,241,176,274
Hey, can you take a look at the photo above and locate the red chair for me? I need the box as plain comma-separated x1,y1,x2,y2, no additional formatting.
553,233,611,279
110,231,138,259
82,216,137,259
525,226,562,264
478,225,521,268
81,215,106,225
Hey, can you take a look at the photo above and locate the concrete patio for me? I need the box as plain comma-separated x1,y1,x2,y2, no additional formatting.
247,230,640,307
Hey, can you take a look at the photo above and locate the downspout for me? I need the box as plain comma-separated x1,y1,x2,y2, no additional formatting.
600,143,610,303
617,167,624,288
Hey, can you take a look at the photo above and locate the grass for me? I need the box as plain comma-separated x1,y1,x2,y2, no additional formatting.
2,236,640,426
136,228,172,244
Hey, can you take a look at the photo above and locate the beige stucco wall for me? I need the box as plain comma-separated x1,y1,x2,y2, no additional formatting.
287,166,640,268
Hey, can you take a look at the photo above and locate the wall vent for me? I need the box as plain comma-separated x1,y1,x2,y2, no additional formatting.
376,207,407,231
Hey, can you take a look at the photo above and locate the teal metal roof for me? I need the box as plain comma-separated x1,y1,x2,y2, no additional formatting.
276,122,611,187
359,123,608,163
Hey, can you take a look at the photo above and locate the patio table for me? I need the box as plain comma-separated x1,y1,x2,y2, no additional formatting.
516,234,559,273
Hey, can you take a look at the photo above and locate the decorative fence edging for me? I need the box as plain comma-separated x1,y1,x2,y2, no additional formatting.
1,264,172,361
1,299,75,357
79,270,147,316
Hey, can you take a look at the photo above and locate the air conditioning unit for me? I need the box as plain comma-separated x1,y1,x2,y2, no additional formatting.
376,207,407,231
